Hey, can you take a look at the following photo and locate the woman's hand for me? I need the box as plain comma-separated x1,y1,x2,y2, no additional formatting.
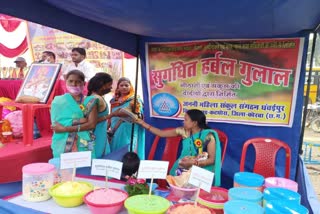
51,122,66,133
179,156,196,168
134,118,144,125
111,109,121,117
79,118,88,124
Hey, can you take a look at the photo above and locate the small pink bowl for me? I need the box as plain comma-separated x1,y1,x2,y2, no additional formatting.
84,188,128,214
264,177,298,192
169,183,198,200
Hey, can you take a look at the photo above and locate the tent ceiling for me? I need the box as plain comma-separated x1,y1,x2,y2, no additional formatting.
0,0,320,55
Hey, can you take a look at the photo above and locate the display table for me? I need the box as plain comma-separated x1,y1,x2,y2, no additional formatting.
6,176,128,214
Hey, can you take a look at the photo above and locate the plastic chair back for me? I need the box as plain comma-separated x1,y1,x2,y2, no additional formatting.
239,138,291,178
213,129,228,164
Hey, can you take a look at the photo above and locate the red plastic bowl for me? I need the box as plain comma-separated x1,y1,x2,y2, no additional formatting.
197,187,228,214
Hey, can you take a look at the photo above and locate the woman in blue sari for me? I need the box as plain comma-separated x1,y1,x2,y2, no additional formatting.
51,70,98,158
87,73,113,158
135,109,221,186
109,77,145,160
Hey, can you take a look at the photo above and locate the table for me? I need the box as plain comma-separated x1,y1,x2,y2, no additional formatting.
7,177,128,214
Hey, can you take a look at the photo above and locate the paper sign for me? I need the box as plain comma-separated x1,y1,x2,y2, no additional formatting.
91,159,123,180
137,160,169,179
189,165,214,192
60,151,92,169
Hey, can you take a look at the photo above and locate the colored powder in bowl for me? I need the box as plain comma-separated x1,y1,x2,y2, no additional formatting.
53,181,92,196
170,204,211,214
86,189,127,204
125,195,170,212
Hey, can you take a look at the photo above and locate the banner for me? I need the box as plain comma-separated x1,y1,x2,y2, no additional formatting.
146,38,304,127
28,23,123,82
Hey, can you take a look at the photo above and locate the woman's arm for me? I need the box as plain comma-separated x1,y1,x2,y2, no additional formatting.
52,105,98,133
135,118,178,138
198,135,216,167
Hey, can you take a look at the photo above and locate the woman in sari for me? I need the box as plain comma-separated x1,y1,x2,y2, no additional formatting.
135,109,221,186
109,77,145,160
87,72,113,158
51,70,98,158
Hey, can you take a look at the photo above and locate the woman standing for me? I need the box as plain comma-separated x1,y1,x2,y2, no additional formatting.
87,72,113,158
109,77,145,160
51,70,98,158
135,109,221,186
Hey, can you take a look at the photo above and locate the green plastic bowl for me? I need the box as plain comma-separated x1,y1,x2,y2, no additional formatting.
49,181,94,207
125,194,170,214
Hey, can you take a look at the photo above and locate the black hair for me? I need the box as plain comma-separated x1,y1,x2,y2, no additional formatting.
186,109,211,129
43,51,56,60
87,72,113,95
122,152,140,177
66,70,85,82
72,47,86,57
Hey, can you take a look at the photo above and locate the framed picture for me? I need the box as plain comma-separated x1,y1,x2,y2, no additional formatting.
16,63,61,103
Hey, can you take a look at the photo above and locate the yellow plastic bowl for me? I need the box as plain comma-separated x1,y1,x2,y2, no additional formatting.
49,181,94,207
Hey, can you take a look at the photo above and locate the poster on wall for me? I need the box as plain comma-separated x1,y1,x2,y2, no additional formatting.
28,23,123,85
146,38,304,127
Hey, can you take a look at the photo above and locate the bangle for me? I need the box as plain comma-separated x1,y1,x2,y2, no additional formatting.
77,125,81,132
147,125,152,131
195,159,199,166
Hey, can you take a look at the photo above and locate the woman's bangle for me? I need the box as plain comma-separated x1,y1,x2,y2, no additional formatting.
77,124,81,132
194,159,199,166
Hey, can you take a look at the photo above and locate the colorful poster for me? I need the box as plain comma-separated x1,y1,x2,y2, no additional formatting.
146,38,304,127
28,23,123,82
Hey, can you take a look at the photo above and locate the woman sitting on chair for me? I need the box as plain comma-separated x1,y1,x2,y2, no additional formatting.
51,70,98,158
135,109,221,186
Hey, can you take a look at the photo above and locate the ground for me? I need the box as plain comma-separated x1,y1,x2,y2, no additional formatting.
303,128,320,200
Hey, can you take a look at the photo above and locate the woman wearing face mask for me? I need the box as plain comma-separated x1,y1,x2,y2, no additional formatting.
87,73,114,158
109,77,145,160
51,70,98,158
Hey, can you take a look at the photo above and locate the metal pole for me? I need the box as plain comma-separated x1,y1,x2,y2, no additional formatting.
296,32,318,182
130,37,140,152
299,32,317,154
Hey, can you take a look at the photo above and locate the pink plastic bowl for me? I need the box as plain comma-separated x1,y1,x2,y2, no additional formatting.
169,183,198,200
84,188,128,214
167,202,216,214
264,177,298,192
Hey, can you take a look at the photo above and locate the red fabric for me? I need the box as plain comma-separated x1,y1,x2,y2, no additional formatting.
0,37,28,58
0,15,21,32
124,53,135,59
0,80,66,135
0,136,52,183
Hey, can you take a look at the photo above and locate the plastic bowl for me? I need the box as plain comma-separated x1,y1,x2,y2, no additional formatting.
167,202,216,214
125,194,170,214
84,188,128,214
197,187,228,214
169,183,198,200
264,177,298,192
49,181,94,207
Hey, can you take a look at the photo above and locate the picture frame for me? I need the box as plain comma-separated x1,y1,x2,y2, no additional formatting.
16,63,61,103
